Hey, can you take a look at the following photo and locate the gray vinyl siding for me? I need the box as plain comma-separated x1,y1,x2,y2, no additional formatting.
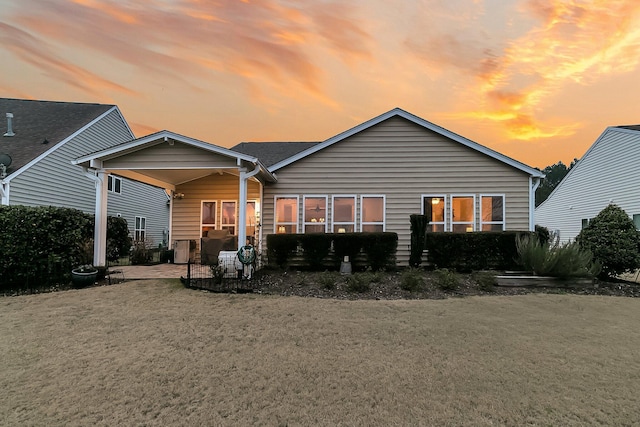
9,109,169,243
9,109,131,211
107,178,170,246
535,128,640,243
171,173,261,250
262,116,532,266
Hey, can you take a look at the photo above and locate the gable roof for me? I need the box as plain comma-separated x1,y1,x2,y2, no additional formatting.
263,107,544,177
536,125,640,210
0,98,116,176
231,141,320,167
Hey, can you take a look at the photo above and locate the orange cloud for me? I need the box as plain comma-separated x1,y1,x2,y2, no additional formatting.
0,22,137,98
4,0,373,107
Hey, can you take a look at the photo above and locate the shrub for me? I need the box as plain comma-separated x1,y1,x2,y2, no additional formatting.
361,232,398,271
267,234,299,269
576,204,640,278
106,216,132,263
535,224,551,245
433,268,460,291
409,215,429,267
317,271,339,290
473,271,497,292
332,233,363,269
299,234,332,271
400,268,425,292
344,273,370,293
130,239,154,265
516,235,600,279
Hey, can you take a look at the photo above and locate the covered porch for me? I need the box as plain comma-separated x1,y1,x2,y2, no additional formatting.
73,130,276,267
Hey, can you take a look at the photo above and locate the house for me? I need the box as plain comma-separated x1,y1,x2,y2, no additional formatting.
0,98,170,247
535,125,640,242
74,107,543,267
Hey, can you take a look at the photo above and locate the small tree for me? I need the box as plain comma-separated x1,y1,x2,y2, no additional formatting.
576,204,640,278
409,214,429,267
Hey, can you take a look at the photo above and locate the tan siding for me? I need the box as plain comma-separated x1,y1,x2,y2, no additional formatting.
262,116,532,265
171,173,261,251
104,142,238,169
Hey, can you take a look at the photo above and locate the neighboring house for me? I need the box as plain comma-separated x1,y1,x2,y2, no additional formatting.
75,107,543,267
0,98,170,246
536,125,640,243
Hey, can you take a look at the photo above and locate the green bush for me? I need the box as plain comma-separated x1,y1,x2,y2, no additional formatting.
400,268,425,292
409,214,429,267
267,234,299,269
332,233,363,269
473,271,497,292
433,268,460,291
298,234,332,271
107,216,132,263
516,235,600,279
425,232,527,271
576,204,640,278
344,273,370,293
361,232,398,271
317,271,339,290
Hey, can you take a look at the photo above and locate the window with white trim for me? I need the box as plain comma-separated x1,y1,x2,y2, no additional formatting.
332,196,355,233
303,196,327,233
361,195,385,232
108,175,121,194
480,195,505,231
134,216,146,241
422,195,446,232
451,195,475,232
201,201,217,237
246,200,258,243
221,200,237,235
275,196,298,234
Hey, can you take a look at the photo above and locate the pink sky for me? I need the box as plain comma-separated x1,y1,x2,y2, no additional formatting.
1,0,639,168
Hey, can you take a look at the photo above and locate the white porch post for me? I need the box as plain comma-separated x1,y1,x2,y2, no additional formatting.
238,164,261,249
94,170,108,266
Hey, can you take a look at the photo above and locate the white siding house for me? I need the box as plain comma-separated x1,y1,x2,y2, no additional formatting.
535,126,640,242
0,98,169,245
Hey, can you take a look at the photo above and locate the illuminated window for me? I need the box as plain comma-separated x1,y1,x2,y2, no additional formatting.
201,201,217,237
303,196,327,233
422,195,446,232
246,201,258,243
275,196,298,234
480,195,505,231
361,195,385,232
332,196,355,233
451,195,475,232
221,201,237,235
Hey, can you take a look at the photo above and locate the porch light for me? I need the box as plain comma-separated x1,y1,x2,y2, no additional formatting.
173,193,185,199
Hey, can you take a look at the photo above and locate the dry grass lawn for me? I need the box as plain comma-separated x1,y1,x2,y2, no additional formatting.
1,280,640,426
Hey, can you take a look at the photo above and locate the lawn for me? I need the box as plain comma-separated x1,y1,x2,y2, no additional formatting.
1,279,639,426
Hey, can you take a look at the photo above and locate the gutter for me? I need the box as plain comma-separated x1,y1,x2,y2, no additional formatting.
529,176,542,230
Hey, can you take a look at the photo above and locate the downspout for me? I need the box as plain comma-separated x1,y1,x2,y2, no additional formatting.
238,163,261,250
529,176,542,231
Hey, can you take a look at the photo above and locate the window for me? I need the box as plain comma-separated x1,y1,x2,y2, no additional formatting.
201,201,217,237
361,195,385,232
275,196,298,234
451,195,475,232
581,218,590,229
633,214,640,230
303,196,327,233
246,200,258,243
422,195,446,232
107,175,121,194
134,216,146,241
332,196,355,233
480,195,505,231
221,201,237,235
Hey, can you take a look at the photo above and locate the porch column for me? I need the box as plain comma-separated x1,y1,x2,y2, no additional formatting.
93,170,108,266
238,164,261,249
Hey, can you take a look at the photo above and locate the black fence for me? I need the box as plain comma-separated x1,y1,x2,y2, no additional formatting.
182,257,264,293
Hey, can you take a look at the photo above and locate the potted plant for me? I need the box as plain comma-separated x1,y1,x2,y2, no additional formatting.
71,238,98,288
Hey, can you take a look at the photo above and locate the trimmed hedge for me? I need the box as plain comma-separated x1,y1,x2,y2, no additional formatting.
267,232,398,271
425,231,531,272
0,205,132,293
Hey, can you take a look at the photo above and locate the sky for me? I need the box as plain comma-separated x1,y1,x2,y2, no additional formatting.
1,0,639,169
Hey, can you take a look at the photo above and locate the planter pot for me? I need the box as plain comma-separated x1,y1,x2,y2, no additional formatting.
71,269,98,288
